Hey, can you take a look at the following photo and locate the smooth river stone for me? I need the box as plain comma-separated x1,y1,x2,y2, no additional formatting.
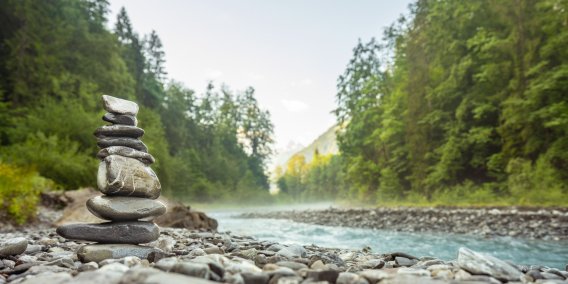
97,137,148,152
102,95,139,116
77,244,164,263
97,155,161,199
103,112,138,126
56,221,159,244
94,125,144,138
87,196,166,221
97,146,155,165
0,237,28,257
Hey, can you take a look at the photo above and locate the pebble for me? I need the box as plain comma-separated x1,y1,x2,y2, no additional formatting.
103,112,138,126
97,146,155,164
337,272,370,284
0,237,28,257
1,227,565,284
102,95,139,115
86,196,166,221
97,155,161,199
275,261,308,270
77,244,164,263
57,221,160,244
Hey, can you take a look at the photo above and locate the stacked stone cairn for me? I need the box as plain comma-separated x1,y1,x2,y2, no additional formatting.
57,95,167,263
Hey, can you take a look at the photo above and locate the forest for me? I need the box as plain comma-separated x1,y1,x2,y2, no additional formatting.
0,0,274,223
2,0,568,224
277,0,568,206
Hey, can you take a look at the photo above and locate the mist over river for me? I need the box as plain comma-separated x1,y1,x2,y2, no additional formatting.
205,204,568,269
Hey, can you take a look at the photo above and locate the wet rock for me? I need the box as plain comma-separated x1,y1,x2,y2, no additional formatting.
94,125,144,139
102,95,139,116
457,247,522,281
97,155,161,199
97,137,148,152
0,237,28,257
103,112,138,126
86,196,166,221
77,244,164,263
97,146,155,165
57,221,159,244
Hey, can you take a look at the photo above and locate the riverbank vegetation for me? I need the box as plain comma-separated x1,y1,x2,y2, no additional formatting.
276,0,568,207
0,0,275,222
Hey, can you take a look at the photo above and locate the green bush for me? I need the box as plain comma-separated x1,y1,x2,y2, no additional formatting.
0,163,53,224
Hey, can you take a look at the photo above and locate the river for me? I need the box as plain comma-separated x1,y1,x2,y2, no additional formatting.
205,204,568,269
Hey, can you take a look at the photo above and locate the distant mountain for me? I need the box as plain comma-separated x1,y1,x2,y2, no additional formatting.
292,124,339,164
270,141,305,172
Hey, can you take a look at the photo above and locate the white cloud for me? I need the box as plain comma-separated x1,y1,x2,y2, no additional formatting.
206,69,223,79
281,99,309,113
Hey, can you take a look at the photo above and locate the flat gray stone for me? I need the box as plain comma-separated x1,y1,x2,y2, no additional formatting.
97,155,161,199
77,244,164,263
87,196,166,221
97,146,155,165
97,137,147,152
0,237,28,257
103,112,137,126
102,95,139,116
94,125,144,138
457,247,522,281
57,221,159,244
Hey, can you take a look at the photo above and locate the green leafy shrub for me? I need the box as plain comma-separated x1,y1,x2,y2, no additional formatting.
0,163,53,224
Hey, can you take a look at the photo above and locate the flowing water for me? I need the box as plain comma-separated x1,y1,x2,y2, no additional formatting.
206,204,568,269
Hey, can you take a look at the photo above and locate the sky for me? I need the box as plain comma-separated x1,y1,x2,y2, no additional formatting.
108,0,413,151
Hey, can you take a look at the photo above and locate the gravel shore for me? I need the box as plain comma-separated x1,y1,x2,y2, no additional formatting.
0,226,567,283
239,207,568,240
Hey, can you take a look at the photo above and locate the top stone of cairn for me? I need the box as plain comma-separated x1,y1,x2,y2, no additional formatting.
102,95,139,116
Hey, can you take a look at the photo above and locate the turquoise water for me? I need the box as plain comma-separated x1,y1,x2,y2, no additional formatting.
209,210,568,269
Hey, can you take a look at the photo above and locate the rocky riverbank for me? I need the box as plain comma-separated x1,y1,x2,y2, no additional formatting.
239,207,568,240
1,227,567,284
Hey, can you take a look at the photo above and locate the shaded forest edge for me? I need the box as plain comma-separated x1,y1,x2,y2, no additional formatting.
0,0,275,224
275,0,568,208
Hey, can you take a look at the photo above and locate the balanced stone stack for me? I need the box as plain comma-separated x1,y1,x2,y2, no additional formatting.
57,95,166,263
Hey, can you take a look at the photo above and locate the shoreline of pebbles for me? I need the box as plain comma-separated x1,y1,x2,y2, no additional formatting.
0,227,567,284
239,207,568,241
